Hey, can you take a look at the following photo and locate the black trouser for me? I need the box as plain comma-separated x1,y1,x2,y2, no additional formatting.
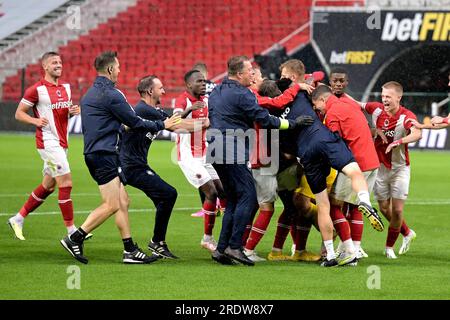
214,164,257,252
123,165,177,243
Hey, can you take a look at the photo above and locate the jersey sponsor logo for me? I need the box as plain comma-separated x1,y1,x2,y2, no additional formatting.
280,107,291,119
381,12,450,42
330,51,375,64
382,129,396,138
48,100,73,110
145,131,158,141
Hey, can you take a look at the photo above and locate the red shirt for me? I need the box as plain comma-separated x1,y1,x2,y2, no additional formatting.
174,91,208,159
363,102,417,169
325,95,379,171
21,79,72,149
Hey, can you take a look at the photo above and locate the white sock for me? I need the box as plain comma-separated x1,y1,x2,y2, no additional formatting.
343,239,356,253
244,248,254,254
324,240,336,260
203,234,212,241
13,213,24,224
357,191,371,206
336,240,344,252
67,225,77,235
353,241,361,251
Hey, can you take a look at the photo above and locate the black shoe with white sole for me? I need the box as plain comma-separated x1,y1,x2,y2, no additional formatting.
123,246,160,264
60,235,88,264
148,241,179,259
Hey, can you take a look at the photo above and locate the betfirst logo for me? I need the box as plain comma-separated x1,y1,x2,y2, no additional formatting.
330,51,375,64
49,101,73,110
382,12,450,41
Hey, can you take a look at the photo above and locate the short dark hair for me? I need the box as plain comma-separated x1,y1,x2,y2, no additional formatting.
192,62,207,73
227,55,250,76
137,75,157,97
94,51,117,72
311,84,333,101
258,79,281,98
41,51,60,62
184,69,201,83
330,67,348,77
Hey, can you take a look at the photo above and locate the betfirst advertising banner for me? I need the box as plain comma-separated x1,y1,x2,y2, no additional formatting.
311,9,450,99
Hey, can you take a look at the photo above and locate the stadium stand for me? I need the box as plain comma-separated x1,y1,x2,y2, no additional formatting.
0,0,364,106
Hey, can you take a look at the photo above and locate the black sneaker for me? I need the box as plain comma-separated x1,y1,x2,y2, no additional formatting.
320,258,338,267
148,241,179,259
358,202,384,232
224,247,255,266
212,250,236,265
123,245,159,264
60,235,88,264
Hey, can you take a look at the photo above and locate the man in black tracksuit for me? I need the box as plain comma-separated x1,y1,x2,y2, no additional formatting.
60,51,180,264
207,56,313,266
119,75,207,259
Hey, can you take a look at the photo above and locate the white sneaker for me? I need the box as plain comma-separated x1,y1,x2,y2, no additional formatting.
336,250,357,266
7,217,25,240
244,249,266,262
385,247,397,259
357,247,369,259
200,236,217,252
399,229,416,255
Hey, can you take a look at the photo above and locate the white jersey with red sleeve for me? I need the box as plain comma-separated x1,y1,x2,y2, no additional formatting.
174,91,208,160
21,79,72,149
362,101,418,170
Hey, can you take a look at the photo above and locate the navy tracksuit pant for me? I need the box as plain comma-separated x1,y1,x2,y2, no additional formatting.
122,165,177,243
214,163,257,252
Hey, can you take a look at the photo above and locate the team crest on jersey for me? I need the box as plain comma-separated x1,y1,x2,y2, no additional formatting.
56,90,62,97
383,119,389,128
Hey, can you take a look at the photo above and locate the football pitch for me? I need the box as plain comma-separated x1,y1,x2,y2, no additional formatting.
0,133,449,300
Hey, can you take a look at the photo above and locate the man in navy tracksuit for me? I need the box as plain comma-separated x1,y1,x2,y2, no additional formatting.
60,51,180,264
207,56,313,266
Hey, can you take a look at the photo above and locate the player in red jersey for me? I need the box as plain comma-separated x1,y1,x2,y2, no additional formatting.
7,52,84,240
328,68,373,260
174,70,226,252
361,81,422,259
312,85,380,265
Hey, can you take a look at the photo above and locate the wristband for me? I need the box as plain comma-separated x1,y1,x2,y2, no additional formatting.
279,119,290,130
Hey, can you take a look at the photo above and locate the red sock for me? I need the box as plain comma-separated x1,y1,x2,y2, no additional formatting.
245,209,274,250
400,220,410,237
19,184,53,217
295,214,312,251
242,225,252,246
272,210,291,250
386,227,401,247
203,199,216,235
349,205,364,242
58,186,74,227
330,205,351,242
219,198,227,210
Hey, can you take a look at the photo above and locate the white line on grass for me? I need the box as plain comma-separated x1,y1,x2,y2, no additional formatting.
0,207,200,216
0,193,198,198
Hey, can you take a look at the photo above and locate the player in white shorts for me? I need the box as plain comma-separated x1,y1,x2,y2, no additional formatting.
174,70,226,252
7,52,86,241
361,81,422,259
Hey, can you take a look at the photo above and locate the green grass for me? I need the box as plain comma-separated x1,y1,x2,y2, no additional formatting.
0,133,449,300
